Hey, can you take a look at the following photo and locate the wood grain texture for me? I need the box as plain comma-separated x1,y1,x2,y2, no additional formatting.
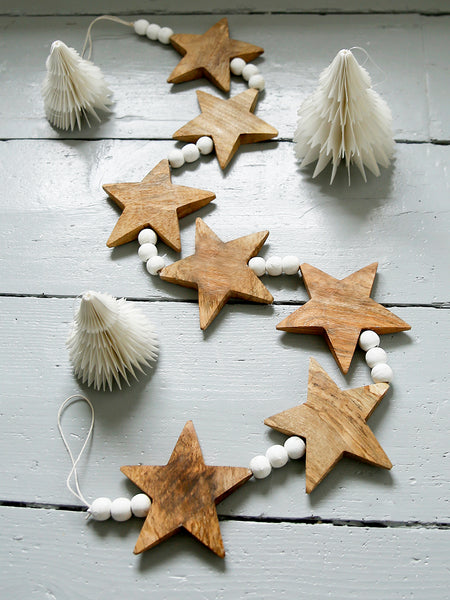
160,217,273,329
169,18,263,92
265,358,392,493
173,88,278,168
103,159,215,250
277,263,411,373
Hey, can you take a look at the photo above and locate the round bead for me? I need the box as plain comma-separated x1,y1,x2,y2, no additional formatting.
134,19,149,36
265,256,283,276
371,363,393,384
230,57,246,76
242,63,259,81
110,497,132,522
265,444,289,468
146,255,165,275
88,497,112,521
365,347,388,368
168,148,185,168
146,23,161,40
158,27,174,44
138,243,157,262
248,256,266,277
248,74,265,91
359,330,380,351
138,228,157,245
196,136,214,155
282,255,300,275
131,493,151,518
284,436,306,460
249,455,272,479
182,143,200,163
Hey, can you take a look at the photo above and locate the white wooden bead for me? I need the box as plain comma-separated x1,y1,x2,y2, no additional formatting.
371,363,394,384
265,444,289,468
366,347,388,368
248,256,266,277
284,436,306,459
242,63,259,81
266,256,283,276
230,57,246,76
138,243,157,262
131,493,151,518
168,148,185,168
359,330,380,351
134,19,149,36
182,143,200,163
146,255,165,275
282,255,300,275
88,497,112,521
110,497,132,522
248,74,265,91
249,455,272,479
158,27,174,44
196,136,214,155
138,228,157,245
146,23,161,40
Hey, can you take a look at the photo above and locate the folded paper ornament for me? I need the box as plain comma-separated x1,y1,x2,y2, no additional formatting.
294,49,394,184
67,291,158,391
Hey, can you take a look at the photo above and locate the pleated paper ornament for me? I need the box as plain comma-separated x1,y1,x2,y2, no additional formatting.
67,291,158,391
42,40,112,131
294,49,394,184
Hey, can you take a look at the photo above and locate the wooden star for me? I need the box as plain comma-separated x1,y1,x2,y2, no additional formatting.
276,263,411,373
103,159,215,251
168,17,263,92
160,218,273,329
172,89,278,169
121,421,252,557
265,358,392,493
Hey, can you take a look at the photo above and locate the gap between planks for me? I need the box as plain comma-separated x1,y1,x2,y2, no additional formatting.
1,11,449,17
0,138,449,144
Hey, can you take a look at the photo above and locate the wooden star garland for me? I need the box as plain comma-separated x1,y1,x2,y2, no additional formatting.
103,159,215,251
172,88,278,169
277,263,411,373
168,17,264,92
121,421,252,557
265,358,392,493
160,218,273,329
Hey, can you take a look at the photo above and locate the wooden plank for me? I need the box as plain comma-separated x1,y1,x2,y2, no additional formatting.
0,297,448,523
1,506,448,599
0,14,433,141
1,140,448,304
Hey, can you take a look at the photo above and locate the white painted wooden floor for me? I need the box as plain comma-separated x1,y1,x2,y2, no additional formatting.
0,2,449,598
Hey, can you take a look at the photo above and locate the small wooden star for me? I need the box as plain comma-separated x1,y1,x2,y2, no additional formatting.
172,89,278,169
103,159,215,251
168,17,263,92
265,358,392,493
160,218,273,329
121,421,252,557
277,263,411,373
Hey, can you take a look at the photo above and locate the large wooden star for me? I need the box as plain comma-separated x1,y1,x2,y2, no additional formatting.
103,159,215,251
277,263,411,373
168,17,263,92
160,218,273,329
172,89,278,169
121,421,251,557
265,358,392,493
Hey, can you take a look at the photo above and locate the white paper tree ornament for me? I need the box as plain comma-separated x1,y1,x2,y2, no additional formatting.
294,49,394,184
42,40,112,131
67,291,159,391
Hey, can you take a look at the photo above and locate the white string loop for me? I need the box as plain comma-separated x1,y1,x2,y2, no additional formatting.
81,15,134,60
349,46,387,86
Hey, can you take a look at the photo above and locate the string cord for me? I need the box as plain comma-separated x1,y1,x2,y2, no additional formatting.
81,15,134,60
349,46,387,87
57,394,95,508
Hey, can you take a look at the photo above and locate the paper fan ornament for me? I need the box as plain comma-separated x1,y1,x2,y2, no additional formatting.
42,40,112,131
67,291,158,391
294,49,394,183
